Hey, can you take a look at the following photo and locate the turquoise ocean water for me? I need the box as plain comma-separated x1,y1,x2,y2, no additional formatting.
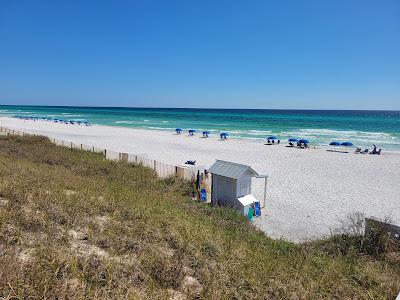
1,105,400,150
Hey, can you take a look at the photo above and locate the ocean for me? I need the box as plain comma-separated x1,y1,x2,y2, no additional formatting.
1,105,400,150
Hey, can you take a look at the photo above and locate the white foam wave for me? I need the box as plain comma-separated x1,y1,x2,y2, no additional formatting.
114,120,137,124
59,114,85,117
142,126,175,130
247,130,273,136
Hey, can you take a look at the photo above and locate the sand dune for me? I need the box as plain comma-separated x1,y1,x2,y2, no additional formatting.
2,116,399,242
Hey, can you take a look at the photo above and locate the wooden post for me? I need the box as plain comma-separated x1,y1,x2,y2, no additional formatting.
263,177,268,211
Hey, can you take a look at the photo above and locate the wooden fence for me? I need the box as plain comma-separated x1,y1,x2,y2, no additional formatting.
0,126,202,180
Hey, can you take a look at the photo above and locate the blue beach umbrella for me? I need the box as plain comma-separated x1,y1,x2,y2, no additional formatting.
341,142,354,147
267,136,278,140
288,138,298,142
329,141,341,146
220,132,229,139
298,139,309,144
202,131,210,137
175,128,182,133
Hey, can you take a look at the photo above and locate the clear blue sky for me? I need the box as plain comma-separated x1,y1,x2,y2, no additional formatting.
1,0,399,109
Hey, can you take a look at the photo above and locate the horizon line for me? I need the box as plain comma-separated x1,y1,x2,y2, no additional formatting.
1,104,399,112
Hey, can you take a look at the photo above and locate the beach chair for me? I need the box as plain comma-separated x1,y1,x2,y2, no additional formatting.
370,149,382,155
185,160,196,165
360,149,368,154
354,148,361,153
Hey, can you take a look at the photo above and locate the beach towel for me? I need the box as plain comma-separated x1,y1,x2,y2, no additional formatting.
247,207,254,221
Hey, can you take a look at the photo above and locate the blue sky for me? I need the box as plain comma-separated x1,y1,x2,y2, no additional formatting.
0,0,399,109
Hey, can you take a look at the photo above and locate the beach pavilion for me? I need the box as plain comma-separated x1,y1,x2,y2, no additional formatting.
208,160,268,217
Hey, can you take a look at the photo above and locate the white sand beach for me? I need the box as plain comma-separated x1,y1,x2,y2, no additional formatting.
2,116,400,242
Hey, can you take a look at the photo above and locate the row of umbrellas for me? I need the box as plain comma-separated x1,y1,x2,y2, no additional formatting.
268,136,309,144
177,129,354,147
270,136,354,146
176,128,229,138
15,115,90,125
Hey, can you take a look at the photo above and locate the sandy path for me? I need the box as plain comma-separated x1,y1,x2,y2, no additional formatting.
2,116,399,242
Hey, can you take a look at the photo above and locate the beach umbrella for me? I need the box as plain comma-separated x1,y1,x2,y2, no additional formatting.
341,142,353,147
267,136,278,140
220,132,229,139
329,141,341,146
288,138,298,142
175,128,182,133
202,131,210,137
298,139,309,144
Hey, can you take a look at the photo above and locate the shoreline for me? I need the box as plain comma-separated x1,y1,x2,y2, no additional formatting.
1,116,400,242
2,106,400,151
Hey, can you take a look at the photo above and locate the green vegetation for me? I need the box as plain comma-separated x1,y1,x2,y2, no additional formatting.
0,135,399,299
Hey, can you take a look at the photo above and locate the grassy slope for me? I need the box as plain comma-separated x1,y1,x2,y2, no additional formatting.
0,135,399,299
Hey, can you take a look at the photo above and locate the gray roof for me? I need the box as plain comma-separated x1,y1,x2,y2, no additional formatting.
207,160,259,179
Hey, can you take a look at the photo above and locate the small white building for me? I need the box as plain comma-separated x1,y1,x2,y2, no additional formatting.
208,160,267,216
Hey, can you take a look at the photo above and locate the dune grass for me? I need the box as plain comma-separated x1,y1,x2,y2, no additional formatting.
0,135,399,299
